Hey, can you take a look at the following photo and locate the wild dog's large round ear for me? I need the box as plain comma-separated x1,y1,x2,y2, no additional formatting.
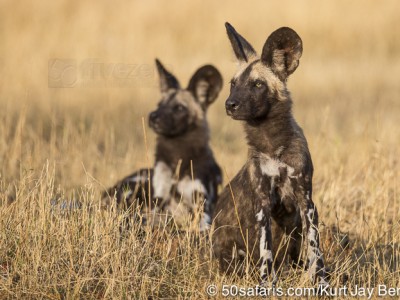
187,65,223,110
225,22,257,63
261,27,303,82
155,59,180,94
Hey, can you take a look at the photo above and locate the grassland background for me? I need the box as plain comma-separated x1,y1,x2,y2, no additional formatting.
1,0,400,299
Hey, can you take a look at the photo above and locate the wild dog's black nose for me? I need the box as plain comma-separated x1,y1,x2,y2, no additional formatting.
149,111,159,122
225,98,239,112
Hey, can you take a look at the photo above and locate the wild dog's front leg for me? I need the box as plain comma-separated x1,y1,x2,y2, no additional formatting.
257,205,277,286
297,185,328,286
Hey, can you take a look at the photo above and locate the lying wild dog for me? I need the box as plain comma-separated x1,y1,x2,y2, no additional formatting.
212,23,327,286
103,59,223,231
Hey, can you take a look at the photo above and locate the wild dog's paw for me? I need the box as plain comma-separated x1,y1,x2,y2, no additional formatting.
259,277,277,289
315,279,330,296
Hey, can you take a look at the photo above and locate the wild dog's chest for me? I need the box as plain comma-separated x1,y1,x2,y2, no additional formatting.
152,161,209,229
260,156,295,178
251,154,297,206
152,161,207,203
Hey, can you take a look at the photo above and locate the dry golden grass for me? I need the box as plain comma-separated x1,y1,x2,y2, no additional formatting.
1,0,400,298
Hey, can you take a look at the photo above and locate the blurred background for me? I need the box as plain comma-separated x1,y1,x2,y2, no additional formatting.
0,1,399,232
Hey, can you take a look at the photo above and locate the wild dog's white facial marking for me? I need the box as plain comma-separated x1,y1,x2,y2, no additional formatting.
160,88,178,99
232,54,259,81
159,90,204,127
248,61,288,101
233,63,249,81
175,90,204,120
153,161,173,200
248,64,281,88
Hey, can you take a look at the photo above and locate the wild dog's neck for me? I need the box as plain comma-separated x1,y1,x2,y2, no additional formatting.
155,122,211,171
244,99,297,156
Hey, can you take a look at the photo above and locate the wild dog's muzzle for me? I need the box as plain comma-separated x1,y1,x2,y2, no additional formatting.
225,97,240,116
149,111,162,131
149,111,159,123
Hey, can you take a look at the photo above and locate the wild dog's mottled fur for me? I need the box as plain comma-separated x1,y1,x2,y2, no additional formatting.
103,59,223,230
212,23,327,286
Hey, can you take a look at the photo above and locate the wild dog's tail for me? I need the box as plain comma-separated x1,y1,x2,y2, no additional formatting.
50,197,82,213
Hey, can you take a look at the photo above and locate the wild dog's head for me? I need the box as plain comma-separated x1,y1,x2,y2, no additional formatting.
149,59,223,137
224,23,302,121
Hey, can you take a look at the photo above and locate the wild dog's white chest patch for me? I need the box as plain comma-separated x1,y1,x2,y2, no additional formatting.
153,161,174,200
176,176,207,205
164,176,208,231
259,154,296,200
260,155,294,177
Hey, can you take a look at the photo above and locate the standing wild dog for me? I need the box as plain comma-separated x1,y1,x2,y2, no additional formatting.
212,23,327,286
103,59,223,231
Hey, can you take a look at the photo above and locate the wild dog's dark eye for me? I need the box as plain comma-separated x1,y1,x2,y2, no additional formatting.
254,81,264,88
230,80,236,88
174,104,185,112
